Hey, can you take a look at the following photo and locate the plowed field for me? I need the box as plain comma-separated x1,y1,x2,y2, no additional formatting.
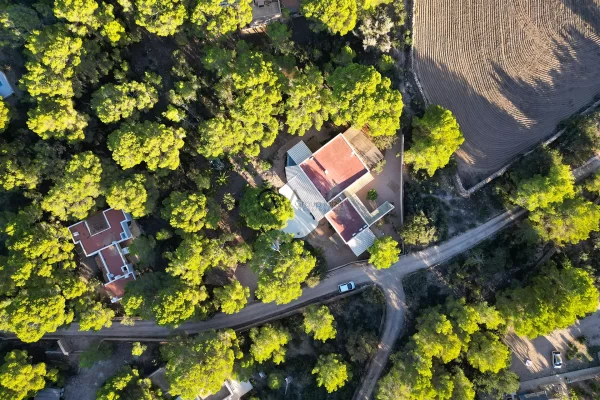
414,0,600,187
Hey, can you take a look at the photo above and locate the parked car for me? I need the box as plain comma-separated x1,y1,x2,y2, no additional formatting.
338,281,356,293
552,351,563,368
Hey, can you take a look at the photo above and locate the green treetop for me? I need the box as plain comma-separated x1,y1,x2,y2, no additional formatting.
20,24,83,99
332,45,356,66
0,141,64,192
369,236,400,269
405,105,465,177
54,0,126,43
328,63,403,137
303,305,337,342
125,0,187,36
153,284,207,327
107,121,186,171
401,211,438,247
97,366,164,400
1,207,74,292
376,347,436,399
162,191,220,233
0,4,42,48
0,98,10,132
529,197,600,246
444,298,503,347
472,369,519,400
512,152,575,211
376,298,506,400
285,65,334,136
267,371,284,390
75,296,115,331
249,323,291,364
121,273,208,327
196,45,283,158
27,97,89,142
164,234,251,285
250,231,317,304
41,151,102,221
312,353,352,393
53,0,98,30
413,309,462,363
161,330,242,399
559,113,600,166
91,74,161,123
132,342,147,357
466,332,510,373
239,186,294,230
266,22,294,54
450,367,476,400
0,284,75,343
301,0,357,35
213,280,250,314
190,0,252,38
0,350,47,400
497,261,599,338
345,331,378,364
0,207,103,341
586,171,600,195
106,173,157,218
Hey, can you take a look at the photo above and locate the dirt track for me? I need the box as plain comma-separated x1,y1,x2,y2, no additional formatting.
414,0,600,187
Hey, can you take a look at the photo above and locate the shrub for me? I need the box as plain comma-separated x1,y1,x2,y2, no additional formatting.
131,342,147,357
223,193,236,211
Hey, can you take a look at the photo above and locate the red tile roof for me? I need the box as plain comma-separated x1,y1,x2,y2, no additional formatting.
325,199,368,242
300,135,368,201
69,209,129,255
104,275,135,301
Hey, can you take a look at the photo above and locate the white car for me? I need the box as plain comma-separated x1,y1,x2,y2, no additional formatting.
338,281,356,293
552,351,563,369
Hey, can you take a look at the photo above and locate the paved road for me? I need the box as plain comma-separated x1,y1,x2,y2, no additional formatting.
45,154,600,399
47,207,529,339
519,366,600,393
353,154,599,400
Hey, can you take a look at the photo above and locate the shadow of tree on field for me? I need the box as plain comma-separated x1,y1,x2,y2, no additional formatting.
490,27,600,133
561,0,600,37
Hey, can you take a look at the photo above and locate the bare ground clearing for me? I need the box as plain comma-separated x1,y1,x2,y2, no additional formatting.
414,0,600,187
507,308,600,382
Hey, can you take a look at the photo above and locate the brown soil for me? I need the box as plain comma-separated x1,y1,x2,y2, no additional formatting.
413,0,600,187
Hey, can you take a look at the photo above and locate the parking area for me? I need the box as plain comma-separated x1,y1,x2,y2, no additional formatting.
507,308,600,382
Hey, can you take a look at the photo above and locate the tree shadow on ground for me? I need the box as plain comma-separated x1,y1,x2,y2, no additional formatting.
561,0,600,38
490,28,600,130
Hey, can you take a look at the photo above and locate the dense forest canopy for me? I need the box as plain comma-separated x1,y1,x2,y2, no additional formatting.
0,0,406,343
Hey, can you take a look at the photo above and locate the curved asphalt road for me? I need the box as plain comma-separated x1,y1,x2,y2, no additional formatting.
352,154,599,400
45,155,600,399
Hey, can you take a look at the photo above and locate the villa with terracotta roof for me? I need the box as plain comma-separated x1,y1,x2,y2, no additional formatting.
68,209,136,302
280,129,394,256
